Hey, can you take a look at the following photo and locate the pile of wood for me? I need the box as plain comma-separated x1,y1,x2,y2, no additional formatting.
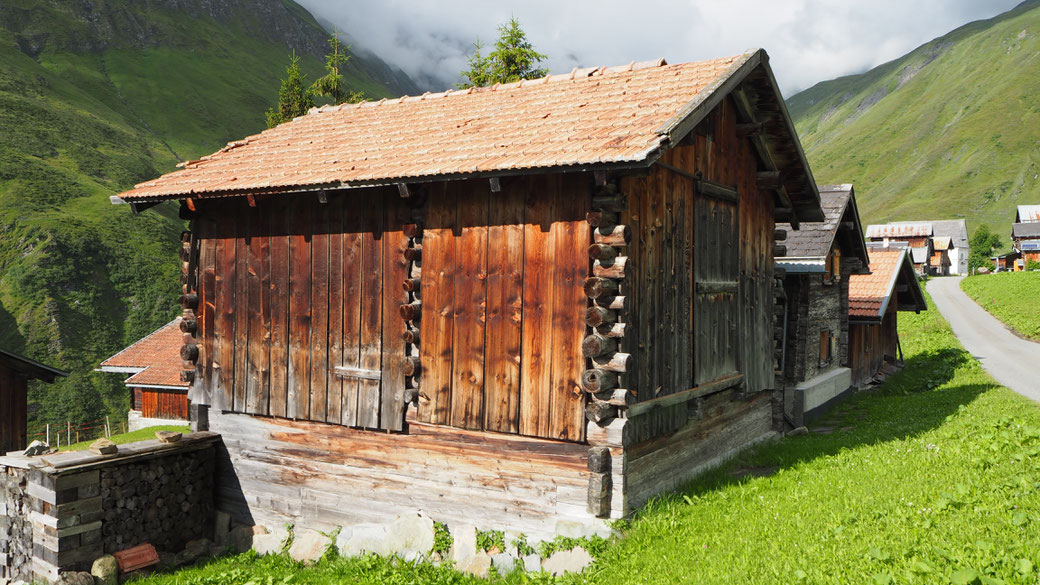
400,196,424,403
0,467,32,581
179,227,200,384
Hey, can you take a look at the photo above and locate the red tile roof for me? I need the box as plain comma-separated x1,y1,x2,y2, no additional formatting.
865,223,933,239
100,319,187,388
118,54,751,200
849,249,907,319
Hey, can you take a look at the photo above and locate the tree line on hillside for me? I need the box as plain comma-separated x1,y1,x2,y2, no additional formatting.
266,18,548,126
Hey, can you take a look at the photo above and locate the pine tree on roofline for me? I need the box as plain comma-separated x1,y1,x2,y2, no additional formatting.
265,51,315,128
311,31,365,106
457,18,548,89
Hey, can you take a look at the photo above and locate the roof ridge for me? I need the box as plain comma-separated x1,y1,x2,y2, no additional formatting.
100,318,181,367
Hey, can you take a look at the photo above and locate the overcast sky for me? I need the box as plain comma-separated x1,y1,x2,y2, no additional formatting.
296,0,1023,96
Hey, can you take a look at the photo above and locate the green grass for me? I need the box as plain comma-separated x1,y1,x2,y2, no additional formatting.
960,271,1040,340
132,293,1040,584
787,0,1040,239
60,425,191,452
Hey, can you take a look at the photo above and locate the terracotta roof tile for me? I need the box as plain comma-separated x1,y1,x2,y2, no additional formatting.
865,223,933,239
118,54,750,201
848,249,907,318
100,319,187,388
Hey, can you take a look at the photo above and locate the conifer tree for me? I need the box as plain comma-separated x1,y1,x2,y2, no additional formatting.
265,51,314,128
311,32,364,105
457,18,548,89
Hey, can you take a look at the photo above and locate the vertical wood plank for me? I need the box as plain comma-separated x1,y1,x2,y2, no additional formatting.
310,203,331,422
233,211,249,412
380,193,409,431
450,183,489,430
484,183,525,433
418,183,456,425
357,195,384,429
245,206,266,415
197,218,217,406
213,212,236,411
519,175,555,438
548,174,588,442
287,201,312,420
268,197,290,419
327,196,344,425
339,197,364,427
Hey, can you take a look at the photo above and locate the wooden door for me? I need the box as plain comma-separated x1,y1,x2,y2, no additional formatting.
693,181,741,383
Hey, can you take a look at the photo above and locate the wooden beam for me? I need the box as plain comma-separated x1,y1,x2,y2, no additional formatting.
697,179,738,203
333,366,382,381
397,183,411,198
489,177,501,193
736,122,765,137
695,281,738,295
627,372,743,418
756,171,783,190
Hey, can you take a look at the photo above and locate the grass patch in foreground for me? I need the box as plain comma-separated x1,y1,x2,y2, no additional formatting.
61,425,191,452
960,271,1040,340
134,293,1040,585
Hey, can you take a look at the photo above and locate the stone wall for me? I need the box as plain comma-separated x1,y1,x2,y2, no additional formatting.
0,466,32,581
0,432,219,583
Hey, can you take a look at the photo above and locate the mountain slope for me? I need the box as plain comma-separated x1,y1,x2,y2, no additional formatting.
0,0,417,430
788,0,1040,235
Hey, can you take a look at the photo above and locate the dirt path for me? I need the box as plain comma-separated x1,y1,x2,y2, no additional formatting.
927,276,1040,403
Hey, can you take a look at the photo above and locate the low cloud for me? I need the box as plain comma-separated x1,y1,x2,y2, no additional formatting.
296,0,1022,96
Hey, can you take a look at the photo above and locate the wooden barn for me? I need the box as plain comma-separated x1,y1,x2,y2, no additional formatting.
930,236,952,276
114,50,824,536
99,319,191,430
775,184,869,426
865,223,933,275
1011,223,1040,269
0,349,67,454
848,247,926,387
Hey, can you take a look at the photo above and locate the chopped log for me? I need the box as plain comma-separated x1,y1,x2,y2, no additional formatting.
581,368,618,393
179,293,199,309
585,400,617,423
774,228,787,241
593,257,627,279
591,195,626,213
593,224,631,246
756,170,783,190
403,356,422,378
403,388,419,403
182,332,195,345
180,344,199,362
592,352,632,373
585,306,617,328
604,388,631,407
588,244,618,262
403,245,422,263
402,278,421,292
397,183,411,198
582,333,616,358
587,445,611,472
584,277,619,299
179,317,198,334
774,244,787,257
403,222,424,239
595,295,625,310
603,322,626,338
586,210,618,230
399,301,422,321
402,327,420,345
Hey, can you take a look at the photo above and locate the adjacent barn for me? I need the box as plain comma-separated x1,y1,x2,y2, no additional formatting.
98,319,191,430
115,50,825,536
865,223,933,275
848,247,927,387
775,184,869,426
1011,222,1040,269
930,236,953,276
0,349,67,454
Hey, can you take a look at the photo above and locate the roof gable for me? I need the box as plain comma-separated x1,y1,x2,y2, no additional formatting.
849,248,926,321
0,348,68,383
776,184,868,264
100,319,187,388
116,49,823,223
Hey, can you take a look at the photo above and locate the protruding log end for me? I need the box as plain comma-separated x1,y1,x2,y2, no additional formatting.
587,446,612,472
403,222,424,240
179,317,198,334
399,301,422,322
774,243,787,258
586,211,618,231
774,228,787,241
585,306,617,329
592,352,632,373
404,356,422,378
584,277,619,299
180,293,199,310
180,370,195,383
582,333,617,358
404,246,422,263
403,278,421,292
180,344,199,362
402,327,420,345
588,243,618,262
593,224,631,246
585,400,617,423
581,368,618,393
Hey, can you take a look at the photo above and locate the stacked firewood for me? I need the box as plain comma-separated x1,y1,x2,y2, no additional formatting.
400,197,424,403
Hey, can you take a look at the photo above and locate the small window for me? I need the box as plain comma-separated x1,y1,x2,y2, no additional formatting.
824,250,842,284
820,330,832,364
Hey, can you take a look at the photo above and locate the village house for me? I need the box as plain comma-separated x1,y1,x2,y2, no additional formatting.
928,220,969,275
98,319,191,431
0,349,67,454
1011,205,1040,269
848,247,927,387
775,184,870,427
113,50,825,537
865,223,934,275
929,235,953,276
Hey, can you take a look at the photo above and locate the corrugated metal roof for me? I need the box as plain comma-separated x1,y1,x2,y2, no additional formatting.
1013,222,1040,238
932,236,952,250
909,247,930,264
1017,205,1040,223
865,223,933,238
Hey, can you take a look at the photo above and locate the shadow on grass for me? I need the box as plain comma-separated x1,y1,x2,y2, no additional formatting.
643,345,999,509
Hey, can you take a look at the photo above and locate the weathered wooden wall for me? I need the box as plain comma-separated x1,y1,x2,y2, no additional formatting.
848,293,900,386
416,175,589,442
209,409,601,539
0,365,27,454
139,389,189,421
192,189,409,432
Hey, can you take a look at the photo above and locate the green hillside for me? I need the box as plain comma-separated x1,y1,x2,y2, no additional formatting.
0,0,417,431
788,0,1040,237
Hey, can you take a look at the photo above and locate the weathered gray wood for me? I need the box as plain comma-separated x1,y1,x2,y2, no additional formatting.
332,367,382,381
695,280,739,295
695,179,738,203
627,372,742,418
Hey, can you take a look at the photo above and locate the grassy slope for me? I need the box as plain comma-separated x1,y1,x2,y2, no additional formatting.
788,0,1040,239
0,0,414,429
60,424,191,452
960,272,1040,340
131,294,1040,584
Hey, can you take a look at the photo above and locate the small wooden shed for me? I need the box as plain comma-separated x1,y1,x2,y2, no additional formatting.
0,349,67,453
775,184,869,426
848,247,926,387
99,319,191,430
115,50,824,536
